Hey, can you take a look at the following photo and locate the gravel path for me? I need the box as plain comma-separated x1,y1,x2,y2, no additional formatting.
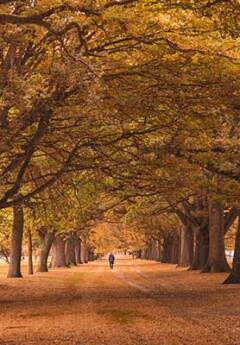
0,257,240,345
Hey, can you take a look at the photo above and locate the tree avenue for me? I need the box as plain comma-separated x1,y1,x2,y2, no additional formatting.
0,0,240,285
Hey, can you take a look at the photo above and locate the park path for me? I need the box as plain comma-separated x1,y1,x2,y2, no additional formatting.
0,256,240,345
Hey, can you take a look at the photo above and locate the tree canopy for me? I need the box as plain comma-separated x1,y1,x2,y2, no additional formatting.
1,0,240,282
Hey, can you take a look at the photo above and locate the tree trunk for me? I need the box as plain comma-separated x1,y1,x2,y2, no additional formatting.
162,232,179,264
78,238,83,264
199,228,209,269
178,225,193,267
51,235,67,268
223,215,240,284
88,248,95,261
191,233,200,270
144,247,149,260
141,249,146,259
162,235,169,263
74,237,82,264
38,230,55,272
28,230,33,275
149,242,154,260
170,236,179,264
65,235,77,266
156,240,162,261
169,244,175,263
84,236,88,263
151,240,161,261
148,243,153,260
203,200,230,273
191,227,209,270
7,205,24,278
81,235,88,263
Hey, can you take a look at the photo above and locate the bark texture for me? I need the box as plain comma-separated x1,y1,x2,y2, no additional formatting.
80,235,88,263
162,231,179,264
7,205,24,278
203,200,230,273
38,229,55,272
51,235,67,268
178,225,193,267
191,227,209,270
74,237,82,264
65,234,77,266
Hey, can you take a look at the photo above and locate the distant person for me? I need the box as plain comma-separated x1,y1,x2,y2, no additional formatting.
108,253,115,269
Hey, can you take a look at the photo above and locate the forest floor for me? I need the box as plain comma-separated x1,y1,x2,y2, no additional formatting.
0,256,240,345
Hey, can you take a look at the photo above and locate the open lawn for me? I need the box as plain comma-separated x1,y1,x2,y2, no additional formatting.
0,257,239,345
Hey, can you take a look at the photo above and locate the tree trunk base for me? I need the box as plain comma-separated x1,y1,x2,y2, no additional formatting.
201,261,230,273
7,272,23,278
189,265,201,271
187,266,198,271
37,268,49,273
223,274,240,284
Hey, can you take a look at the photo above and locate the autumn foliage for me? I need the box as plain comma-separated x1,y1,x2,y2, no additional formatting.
0,0,240,283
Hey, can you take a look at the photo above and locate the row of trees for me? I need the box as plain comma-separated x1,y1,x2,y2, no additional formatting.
124,199,239,283
1,178,100,277
1,0,240,283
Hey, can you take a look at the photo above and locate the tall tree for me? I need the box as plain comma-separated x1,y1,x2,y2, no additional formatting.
7,205,24,278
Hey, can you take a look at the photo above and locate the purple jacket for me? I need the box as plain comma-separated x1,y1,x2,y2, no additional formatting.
109,254,115,263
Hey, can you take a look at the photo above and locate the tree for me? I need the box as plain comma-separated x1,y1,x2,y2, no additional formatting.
7,205,24,278
224,214,240,284
0,0,240,285
37,227,55,273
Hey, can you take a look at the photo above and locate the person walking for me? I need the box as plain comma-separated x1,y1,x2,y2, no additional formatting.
108,253,115,269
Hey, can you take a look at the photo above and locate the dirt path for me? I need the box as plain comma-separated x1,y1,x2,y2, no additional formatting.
0,257,240,345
